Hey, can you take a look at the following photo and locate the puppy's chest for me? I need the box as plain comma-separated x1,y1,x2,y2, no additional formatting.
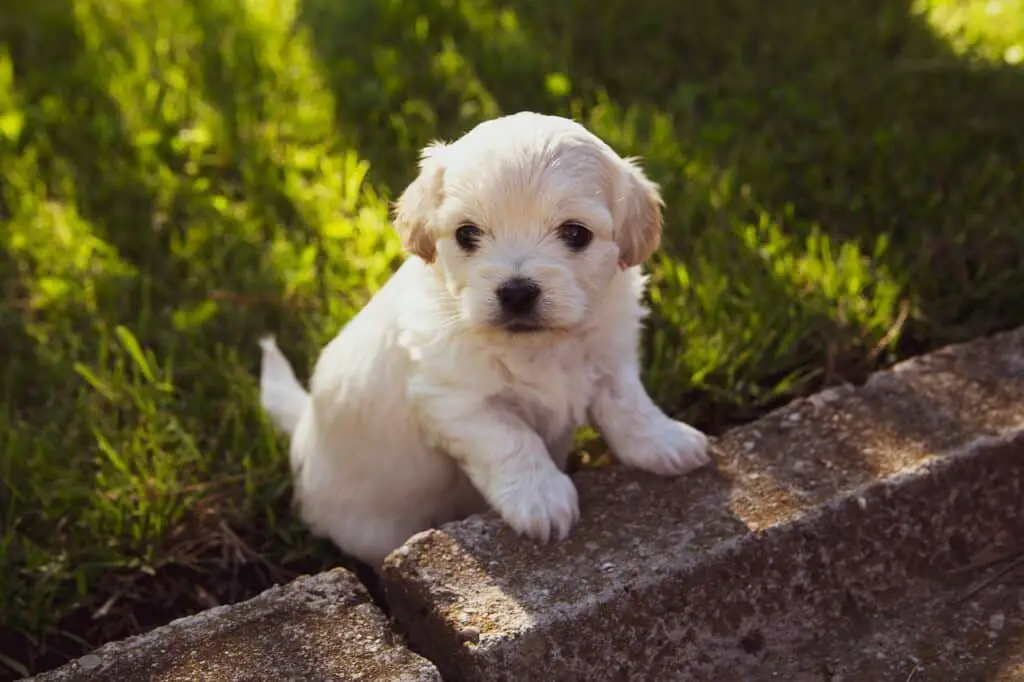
496,347,597,438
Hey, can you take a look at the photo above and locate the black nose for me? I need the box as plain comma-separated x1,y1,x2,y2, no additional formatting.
496,278,541,315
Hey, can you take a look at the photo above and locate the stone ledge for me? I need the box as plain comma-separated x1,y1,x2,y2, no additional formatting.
32,568,440,682
778,559,1024,681
382,326,1024,681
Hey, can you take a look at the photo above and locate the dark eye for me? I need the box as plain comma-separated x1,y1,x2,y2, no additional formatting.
557,222,593,251
455,224,483,252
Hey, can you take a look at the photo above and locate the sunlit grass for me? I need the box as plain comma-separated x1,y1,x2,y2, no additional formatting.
2,0,1023,676
919,0,1024,62
1,0,396,674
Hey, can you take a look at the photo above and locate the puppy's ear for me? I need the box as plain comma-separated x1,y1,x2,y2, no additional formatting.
393,142,448,263
614,158,664,267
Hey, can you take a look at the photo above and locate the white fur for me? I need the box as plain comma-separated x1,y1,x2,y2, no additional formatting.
259,112,710,569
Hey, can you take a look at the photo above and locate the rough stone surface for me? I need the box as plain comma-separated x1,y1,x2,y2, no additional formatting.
382,326,1024,681
33,569,440,682
782,566,1024,681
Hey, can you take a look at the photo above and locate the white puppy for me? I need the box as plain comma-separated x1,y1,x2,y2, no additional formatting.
259,111,710,569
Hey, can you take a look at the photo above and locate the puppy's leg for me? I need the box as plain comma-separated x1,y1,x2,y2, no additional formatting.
590,369,710,476
415,392,579,543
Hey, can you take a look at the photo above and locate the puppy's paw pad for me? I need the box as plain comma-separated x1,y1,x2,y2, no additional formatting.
498,472,579,545
619,419,711,476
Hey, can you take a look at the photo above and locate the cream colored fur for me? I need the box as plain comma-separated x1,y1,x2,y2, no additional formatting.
259,112,710,569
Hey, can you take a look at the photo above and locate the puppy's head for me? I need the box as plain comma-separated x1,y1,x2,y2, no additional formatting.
393,112,662,334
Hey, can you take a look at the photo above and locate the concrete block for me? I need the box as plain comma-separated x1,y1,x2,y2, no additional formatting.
382,326,1024,680
34,569,440,682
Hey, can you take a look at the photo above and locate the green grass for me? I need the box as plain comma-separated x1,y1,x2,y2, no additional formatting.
1,0,1023,676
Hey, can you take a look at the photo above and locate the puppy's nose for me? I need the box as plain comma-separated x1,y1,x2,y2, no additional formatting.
496,278,541,315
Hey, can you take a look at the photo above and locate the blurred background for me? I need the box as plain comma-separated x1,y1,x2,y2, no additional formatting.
1,0,1022,676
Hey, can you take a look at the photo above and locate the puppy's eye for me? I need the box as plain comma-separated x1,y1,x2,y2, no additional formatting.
557,222,593,252
455,224,483,252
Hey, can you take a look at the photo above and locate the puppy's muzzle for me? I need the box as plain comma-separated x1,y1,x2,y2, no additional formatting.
495,277,543,331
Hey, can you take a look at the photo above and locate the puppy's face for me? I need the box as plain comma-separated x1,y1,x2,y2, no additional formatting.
393,112,663,334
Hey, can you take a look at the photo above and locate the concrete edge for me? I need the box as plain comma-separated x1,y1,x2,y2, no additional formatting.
29,568,441,682
382,428,1023,679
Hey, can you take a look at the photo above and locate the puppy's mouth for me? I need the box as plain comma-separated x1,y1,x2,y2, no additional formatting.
502,320,547,334
492,313,549,334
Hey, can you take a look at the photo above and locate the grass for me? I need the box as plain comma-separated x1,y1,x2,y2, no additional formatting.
1,0,1022,676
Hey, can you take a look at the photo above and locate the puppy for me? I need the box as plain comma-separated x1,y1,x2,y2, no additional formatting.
259,111,710,569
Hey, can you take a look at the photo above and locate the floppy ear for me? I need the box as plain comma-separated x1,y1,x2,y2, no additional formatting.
614,157,664,267
392,142,448,263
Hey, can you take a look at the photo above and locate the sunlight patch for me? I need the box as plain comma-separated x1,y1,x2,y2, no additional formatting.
917,0,1024,63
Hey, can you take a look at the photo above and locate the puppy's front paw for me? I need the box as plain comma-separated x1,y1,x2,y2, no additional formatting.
496,471,579,545
616,418,711,476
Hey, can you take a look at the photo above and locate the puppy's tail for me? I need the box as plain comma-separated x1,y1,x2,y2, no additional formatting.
258,336,309,437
